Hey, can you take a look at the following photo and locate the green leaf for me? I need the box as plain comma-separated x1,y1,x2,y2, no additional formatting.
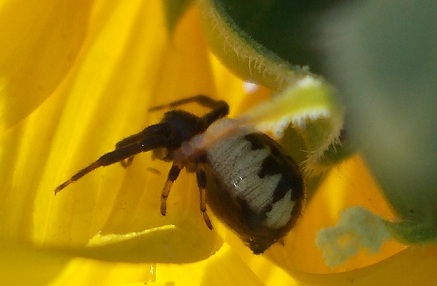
323,1,437,243
204,0,343,76
198,0,312,90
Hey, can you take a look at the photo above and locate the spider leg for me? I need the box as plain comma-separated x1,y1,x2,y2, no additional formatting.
201,100,229,126
115,124,170,168
149,95,229,126
160,162,184,216
55,133,168,194
149,95,221,111
196,156,213,230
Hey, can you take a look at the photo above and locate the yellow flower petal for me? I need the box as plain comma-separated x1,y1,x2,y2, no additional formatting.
0,239,70,285
0,0,91,132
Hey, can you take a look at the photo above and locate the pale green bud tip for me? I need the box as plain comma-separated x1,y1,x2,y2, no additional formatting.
315,206,391,268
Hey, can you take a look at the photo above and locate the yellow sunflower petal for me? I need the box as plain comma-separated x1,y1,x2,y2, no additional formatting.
0,0,91,132
0,239,70,285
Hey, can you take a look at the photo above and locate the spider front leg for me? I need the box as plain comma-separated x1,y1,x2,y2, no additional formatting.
115,137,136,168
54,129,169,194
115,124,170,167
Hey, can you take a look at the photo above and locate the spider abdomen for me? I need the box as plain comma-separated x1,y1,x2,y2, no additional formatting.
204,129,304,254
